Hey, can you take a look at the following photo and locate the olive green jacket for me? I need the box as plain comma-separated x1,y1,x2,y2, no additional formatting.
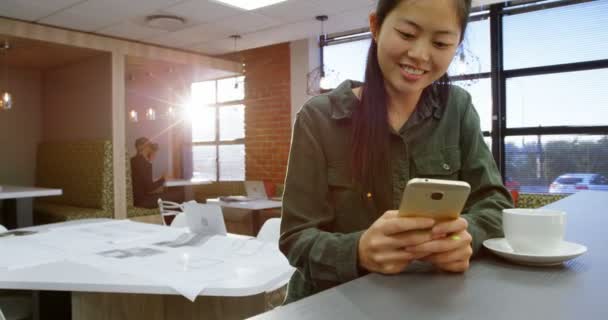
280,80,513,303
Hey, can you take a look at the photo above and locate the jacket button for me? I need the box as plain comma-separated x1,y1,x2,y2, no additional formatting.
442,163,451,171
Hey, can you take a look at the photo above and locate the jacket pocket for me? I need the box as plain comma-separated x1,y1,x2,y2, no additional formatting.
413,146,461,180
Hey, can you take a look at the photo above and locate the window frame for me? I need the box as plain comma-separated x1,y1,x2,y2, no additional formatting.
321,0,608,186
191,76,246,182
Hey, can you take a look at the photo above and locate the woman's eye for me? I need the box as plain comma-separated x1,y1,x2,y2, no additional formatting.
396,29,415,39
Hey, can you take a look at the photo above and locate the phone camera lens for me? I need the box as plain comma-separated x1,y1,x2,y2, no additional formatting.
430,192,444,200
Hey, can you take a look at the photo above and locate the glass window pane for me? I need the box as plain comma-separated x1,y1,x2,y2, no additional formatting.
218,76,245,103
484,137,492,150
191,81,216,105
506,69,608,128
505,135,608,194
192,146,217,181
191,107,216,142
448,18,491,75
219,104,245,141
453,78,492,132
324,38,371,87
219,145,245,181
504,0,608,70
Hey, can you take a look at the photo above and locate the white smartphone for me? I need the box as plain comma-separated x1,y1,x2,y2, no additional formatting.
398,178,471,220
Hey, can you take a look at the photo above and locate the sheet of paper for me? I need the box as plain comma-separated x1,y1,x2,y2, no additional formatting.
75,245,238,301
50,220,172,244
0,236,65,270
12,220,295,301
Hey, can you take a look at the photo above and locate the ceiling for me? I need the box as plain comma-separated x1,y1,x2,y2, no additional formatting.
0,35,104,69
0,0,507,56
0,35,228,85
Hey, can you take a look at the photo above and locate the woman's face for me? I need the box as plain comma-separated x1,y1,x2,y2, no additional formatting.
372,0,462,97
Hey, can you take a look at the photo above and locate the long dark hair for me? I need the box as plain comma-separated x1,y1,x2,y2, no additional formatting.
351,0,472,212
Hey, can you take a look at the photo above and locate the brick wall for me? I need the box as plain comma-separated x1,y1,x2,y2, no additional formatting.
222,43,292,185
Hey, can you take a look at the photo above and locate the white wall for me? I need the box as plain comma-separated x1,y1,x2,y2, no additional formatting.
42,54,112,141
0,67,42,186
290,38,320,127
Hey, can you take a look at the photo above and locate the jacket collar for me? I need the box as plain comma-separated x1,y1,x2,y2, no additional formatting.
327,80,443,121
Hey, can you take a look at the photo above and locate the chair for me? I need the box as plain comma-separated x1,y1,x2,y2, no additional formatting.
510,190,519,207
257,218,281,243
157,199,183,226
169,213,188,228
0,293,32,320
256,218,286,310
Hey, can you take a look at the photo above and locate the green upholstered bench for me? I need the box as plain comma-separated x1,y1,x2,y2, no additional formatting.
34,141,159,224
516,193,568,209
34,140,114,224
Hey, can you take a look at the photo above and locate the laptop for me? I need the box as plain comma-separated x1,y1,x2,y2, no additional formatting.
244,181,268,200
182,202,227,236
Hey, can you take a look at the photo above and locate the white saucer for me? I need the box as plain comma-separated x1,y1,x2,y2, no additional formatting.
483,238,587,266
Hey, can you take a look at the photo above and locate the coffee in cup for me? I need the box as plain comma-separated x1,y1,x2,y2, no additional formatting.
502,208,566,255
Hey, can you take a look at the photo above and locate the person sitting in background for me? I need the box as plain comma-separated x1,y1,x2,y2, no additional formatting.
131,137,183,208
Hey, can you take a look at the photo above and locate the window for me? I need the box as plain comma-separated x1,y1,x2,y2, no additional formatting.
503,0,608,70
453,78,492,133
507,69,608,128
505,135,608,193
321,1,608,194
323,37,371,86
448,17,491,75
191,76,245,181
501,0,608,193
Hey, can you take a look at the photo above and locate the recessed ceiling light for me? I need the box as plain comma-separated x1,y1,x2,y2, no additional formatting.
145,14,187,31
211,0,288,11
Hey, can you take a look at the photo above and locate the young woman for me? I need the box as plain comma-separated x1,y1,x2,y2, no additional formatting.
279,0,513,303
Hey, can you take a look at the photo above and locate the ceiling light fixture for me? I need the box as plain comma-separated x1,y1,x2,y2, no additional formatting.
229,34,245,89
306,15,338,95
212,0,287,11
145,14,187,31
0,40,13,111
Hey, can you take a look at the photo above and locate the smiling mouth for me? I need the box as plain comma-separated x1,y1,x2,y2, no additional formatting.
399,64,427,76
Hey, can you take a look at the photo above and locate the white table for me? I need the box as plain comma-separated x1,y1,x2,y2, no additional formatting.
164,179,212,188
207,199,282,235
0,186,62,228
164,179,212,201
0,219,294,320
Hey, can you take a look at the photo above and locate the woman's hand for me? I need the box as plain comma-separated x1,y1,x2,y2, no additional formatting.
358,211,436,275
405,218,473,273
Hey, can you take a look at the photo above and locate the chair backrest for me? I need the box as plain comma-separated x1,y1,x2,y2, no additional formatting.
158,199,183,226
169,213,188,228
182,202,227,235
0,225,6,233
36,140,113,210
510,190,519,207
257,218,281,243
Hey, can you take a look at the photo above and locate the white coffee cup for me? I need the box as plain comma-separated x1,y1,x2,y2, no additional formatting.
502,208,566,255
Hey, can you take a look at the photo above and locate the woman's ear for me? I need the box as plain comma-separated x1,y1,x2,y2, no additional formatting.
369,12,379,42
